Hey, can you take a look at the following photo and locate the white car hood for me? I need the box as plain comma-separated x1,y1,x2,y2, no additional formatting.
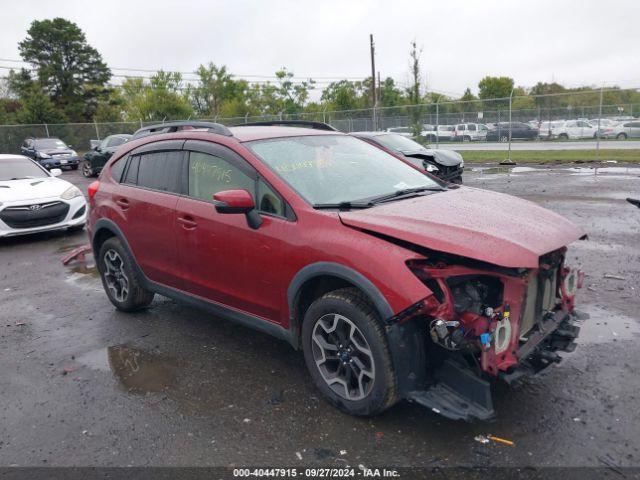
0,177,71,204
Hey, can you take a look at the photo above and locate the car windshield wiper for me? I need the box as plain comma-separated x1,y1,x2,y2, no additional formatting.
366,186,446,205
9,176,35,180
313,201,372,210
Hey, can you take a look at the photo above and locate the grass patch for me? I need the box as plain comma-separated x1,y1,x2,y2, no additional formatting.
460,149,640,164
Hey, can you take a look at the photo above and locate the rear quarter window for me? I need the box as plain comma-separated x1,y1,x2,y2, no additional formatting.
110,156,127,182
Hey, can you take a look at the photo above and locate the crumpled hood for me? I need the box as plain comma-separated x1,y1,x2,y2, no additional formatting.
0,177,70,203
339,187,585,268
400,148,463,167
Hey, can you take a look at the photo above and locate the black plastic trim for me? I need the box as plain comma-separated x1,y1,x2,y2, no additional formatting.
287,262,394,322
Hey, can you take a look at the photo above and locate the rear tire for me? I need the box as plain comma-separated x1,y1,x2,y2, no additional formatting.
98,237,154,312
301,287,397,417
617,133,627,140
82,161,95,177
70,165,79,171
499,135,508,142
558,133,569,140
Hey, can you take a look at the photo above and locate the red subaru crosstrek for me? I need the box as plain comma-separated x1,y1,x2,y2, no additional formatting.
87,120,586,421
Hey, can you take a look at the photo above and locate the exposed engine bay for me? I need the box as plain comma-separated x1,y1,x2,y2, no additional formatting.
394,248,585,421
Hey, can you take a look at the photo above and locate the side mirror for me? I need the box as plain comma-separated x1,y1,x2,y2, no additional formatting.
50,168,62,177
213,189,262,229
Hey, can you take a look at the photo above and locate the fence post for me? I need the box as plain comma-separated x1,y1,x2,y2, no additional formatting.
139,119,143,128
244,112,249,124
44,124,50,138
94,121,100,140
501,89,516,165
596,85,603,163
435,101,439,148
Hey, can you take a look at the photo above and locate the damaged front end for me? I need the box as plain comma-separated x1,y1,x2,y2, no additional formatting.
388,248,585,422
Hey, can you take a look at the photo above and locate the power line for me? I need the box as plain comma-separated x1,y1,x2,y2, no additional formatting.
0,57,366,81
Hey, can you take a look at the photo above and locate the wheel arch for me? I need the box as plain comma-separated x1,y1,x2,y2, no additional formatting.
287,262,394,349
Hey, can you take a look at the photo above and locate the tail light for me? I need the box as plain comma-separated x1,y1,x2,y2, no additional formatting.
88,181,100,202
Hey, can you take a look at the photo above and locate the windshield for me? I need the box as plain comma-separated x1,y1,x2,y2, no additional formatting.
373,133,423,152
0,158,49,180
246,135,439,205
34,138,68,149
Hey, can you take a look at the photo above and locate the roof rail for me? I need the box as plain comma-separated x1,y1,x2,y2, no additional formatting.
233,120,338,132
131,121,233,140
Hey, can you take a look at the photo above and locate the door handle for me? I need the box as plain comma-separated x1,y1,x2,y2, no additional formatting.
115,198,130,210
177,216,197,230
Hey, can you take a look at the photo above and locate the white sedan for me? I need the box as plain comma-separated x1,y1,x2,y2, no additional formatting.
0,155,87,238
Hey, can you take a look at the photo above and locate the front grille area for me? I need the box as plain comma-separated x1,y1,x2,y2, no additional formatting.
0,201,69,229
438,165,463,181
520,267,560,337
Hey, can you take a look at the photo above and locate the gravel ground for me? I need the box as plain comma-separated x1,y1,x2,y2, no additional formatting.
1,163,639,470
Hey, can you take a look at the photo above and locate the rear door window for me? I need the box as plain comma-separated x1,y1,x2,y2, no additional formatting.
136,151,185,193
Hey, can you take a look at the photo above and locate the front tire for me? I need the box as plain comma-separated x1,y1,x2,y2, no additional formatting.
301,288,397,416
98,237,154,312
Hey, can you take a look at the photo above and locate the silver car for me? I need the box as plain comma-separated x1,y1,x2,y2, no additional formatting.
608,120,640,139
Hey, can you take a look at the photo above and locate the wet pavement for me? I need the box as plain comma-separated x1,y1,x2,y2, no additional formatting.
1,164,639,468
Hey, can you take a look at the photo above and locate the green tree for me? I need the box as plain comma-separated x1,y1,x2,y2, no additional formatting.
321,80,366,111
122,71,193,121
192,63,249,118
17,85,67,124
274,68,314,114
478,76,514,108
378,77,405,108
18,17,111,121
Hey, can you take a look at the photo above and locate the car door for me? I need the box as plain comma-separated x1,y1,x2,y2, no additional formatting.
116,141,185,289
175,140,294,323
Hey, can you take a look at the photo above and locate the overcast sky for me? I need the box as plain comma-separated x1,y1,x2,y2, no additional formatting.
1,0,639,97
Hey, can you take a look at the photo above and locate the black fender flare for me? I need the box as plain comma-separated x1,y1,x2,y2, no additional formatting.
287,261,394,325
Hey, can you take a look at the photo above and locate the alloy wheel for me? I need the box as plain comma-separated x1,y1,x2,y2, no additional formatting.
311,313,375,401
82,162,94,177
103,249,129,302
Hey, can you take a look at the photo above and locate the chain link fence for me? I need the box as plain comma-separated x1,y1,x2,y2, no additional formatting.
1,88,638,155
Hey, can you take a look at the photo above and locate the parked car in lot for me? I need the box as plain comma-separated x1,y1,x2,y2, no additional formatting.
352,131,464,183
607,120,640,139
537,121,564,140
486,122,538,141
83,134,132,177
20,137,80,170
0,155,86,237
88,120,586,421
552,120,599,140
385,126,412,137
453,123,489,142
421,124,455,142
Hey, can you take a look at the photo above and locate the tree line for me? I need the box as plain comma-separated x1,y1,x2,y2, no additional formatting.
1,18,639,126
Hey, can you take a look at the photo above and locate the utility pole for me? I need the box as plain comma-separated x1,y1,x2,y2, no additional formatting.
370,34,377,130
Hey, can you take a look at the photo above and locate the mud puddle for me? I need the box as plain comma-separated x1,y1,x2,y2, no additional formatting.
77,344,231,412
